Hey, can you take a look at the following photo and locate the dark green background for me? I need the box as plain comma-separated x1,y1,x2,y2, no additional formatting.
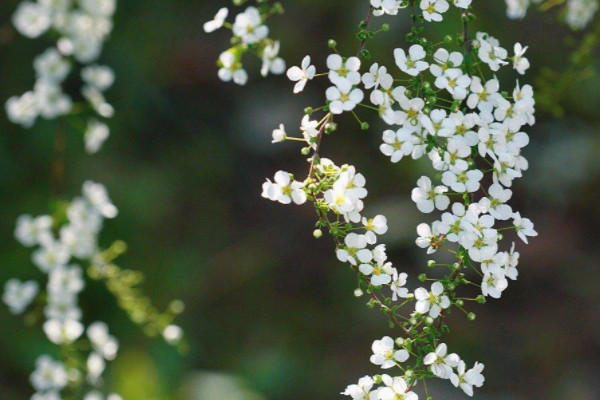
1,1,599,399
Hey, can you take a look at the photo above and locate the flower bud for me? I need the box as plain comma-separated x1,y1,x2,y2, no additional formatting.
427,260,436,268
467,312,476,321
301,147,311,155
313,229,323,239
327,39,337,49
418,273,427,282
354,288,364,297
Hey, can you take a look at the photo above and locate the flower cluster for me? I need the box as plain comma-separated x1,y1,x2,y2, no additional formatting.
254,1,537,398
7,0,116,154
8,182,123,399
204,1,285,85
505,0,598,30
4,1,184,398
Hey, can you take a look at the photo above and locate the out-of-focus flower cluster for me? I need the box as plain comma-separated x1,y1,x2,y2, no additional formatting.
505,0,598,30
7,0,116,154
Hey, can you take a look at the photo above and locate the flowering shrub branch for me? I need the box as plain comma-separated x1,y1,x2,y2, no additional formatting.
209,0,538,398
3,1,183,399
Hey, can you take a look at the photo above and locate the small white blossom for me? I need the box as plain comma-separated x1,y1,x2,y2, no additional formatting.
379,375,418,400
411,176,449,213
3,279,39,314
326,80,364,114
85,119,110,154
370,336,409,369
394,45,429,76
203,7,228,33
232,6,268,44
512,211,537,243
30,355,68,392
414,281,450,318
421,0,450,22
327,54,361,85
261,171,307,205
287,56,316,93
423,343,460,379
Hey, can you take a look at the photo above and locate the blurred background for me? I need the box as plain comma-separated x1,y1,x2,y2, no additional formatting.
1,1,599,399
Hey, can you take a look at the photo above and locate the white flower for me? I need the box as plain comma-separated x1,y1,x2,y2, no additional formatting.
391,270,409,301
342,375,374,400
415,222,445,254
363,215,388,244
512,211,537,243
454,0,473,8
423,343,460,379
203,7,228,33
300,115,320,147
326,80,364,114
30,355,68,392
85,119,110,154
362,63,393,90
261,171,307,205
13,2,52,38
414,281,450,318
481,271,508,299
5,91,39,128
360,259,394,286
450,361,485,396
87,352,106,383
82,65,115,91
34,48,71,83
467,77,500,112
478,183,512,220
477,34,509,71
88,321,119,360
271,124,286,143
371,0,402,15
2,279,39,314
15,214,53,246
43,318,84,344
430,48,463,77
411,176,449,213
435,68,471,100
337,233,372,266
32,239,71,273
232,6,268,44
420,109,456,138
218,51,248,85
327,54,361,85
513,42,530,74
79,0,116,17
421,0,450,22
82,85,114,118
287,56,316,93
370,336,409,369
261,41,285,77
394,44,429,76
442,169,484,193
83,180,118,218
380,128,414,163
35,79,73,119
48,265,85,295
379,375,418,400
